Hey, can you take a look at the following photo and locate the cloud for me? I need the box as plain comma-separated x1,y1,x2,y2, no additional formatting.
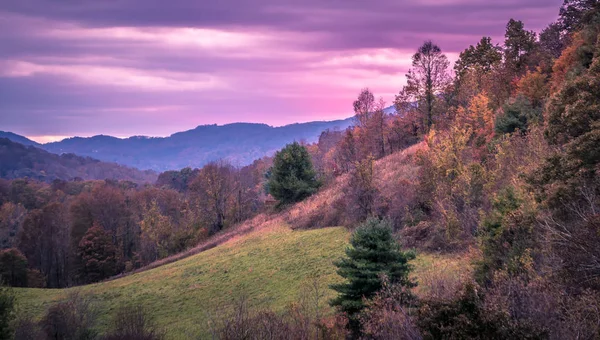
0,0,562,138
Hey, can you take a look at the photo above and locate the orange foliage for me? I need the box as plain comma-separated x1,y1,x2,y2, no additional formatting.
551,32,584,92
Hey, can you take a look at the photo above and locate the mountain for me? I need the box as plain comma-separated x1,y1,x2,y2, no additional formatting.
35,119,355,171
0,131,40,147
0,138,157,183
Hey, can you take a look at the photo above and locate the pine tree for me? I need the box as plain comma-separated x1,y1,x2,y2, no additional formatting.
330,218,415,334
267,142,321,206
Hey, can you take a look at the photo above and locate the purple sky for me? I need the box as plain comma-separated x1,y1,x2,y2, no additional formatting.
0,0,561,142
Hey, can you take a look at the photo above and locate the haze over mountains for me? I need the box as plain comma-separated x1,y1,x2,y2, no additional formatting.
1,118,354,171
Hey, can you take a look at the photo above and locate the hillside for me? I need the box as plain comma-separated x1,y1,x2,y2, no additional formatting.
29,119,354,171
14,143,471,338
15,223,469,339
0,138,157,184
0,132,39,147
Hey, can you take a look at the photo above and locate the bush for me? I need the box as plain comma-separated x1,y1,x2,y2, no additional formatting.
103,304,163,340
0,285,15,340
0,248,28,287
41,292,97,340
14,315,44,340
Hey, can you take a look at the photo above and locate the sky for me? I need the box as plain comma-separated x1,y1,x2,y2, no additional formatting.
0,0,562,142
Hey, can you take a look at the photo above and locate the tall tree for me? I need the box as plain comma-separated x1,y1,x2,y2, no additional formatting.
353,88,376,128
330,218,415,335
397,41,451,131
504,19,538,76
559,0,600,32
268,142,321,206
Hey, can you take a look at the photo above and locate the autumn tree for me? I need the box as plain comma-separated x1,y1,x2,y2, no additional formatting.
456,93,495,156
345,156,378,222
190,161,238,234
0,202,26,249
268,142,321,206
76,225,120,284
453,37,503,107
139,200,174,261
396,41,451,131
18,203,70,288
535,19,600,288
330,218,415,335
353,88,376,127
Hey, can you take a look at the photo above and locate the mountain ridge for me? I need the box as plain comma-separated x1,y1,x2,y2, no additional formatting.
2,117,356,171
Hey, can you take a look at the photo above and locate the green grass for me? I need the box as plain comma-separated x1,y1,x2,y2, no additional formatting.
14,223,472,339
15,225,350,339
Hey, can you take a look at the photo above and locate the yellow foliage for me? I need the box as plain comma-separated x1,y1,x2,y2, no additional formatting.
456,93,494,137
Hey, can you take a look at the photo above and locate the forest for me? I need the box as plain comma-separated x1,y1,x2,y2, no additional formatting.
1,0,600,339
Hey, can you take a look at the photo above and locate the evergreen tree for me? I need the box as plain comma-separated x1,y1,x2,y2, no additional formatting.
330,218,416,335
267,142,321,206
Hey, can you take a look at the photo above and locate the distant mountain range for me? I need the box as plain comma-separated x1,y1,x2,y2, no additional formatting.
0,138,157,183
1,118,354,171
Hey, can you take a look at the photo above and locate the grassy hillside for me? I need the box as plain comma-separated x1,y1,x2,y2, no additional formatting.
16,224,349,338
15,221,471,338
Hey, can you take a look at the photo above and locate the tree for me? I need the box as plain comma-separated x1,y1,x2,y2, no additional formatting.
18,202,70,288
495,95,543,135
139,200,174,261
190,161,238,234
77,225,120,283
330,218,415,335
353,88,376,127
540,22,567,59
345,156,378,222
559,0,600,32
0,285,15,340
504,19,538,76
268,142,321,206
453,37,503,107
397,41,451,131
0,248,28,287
455,37,503,76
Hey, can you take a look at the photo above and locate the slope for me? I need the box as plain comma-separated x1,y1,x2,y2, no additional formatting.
0,138,157,184
17,224,349,338
15,142,472,338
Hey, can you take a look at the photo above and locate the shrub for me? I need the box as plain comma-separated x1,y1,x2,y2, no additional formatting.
41,292,97,340
0,248,28,287
103,304,163,340
13,315,44,340
0,285,15,340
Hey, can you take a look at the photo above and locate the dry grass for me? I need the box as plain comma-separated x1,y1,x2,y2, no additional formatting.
284,142,425,230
